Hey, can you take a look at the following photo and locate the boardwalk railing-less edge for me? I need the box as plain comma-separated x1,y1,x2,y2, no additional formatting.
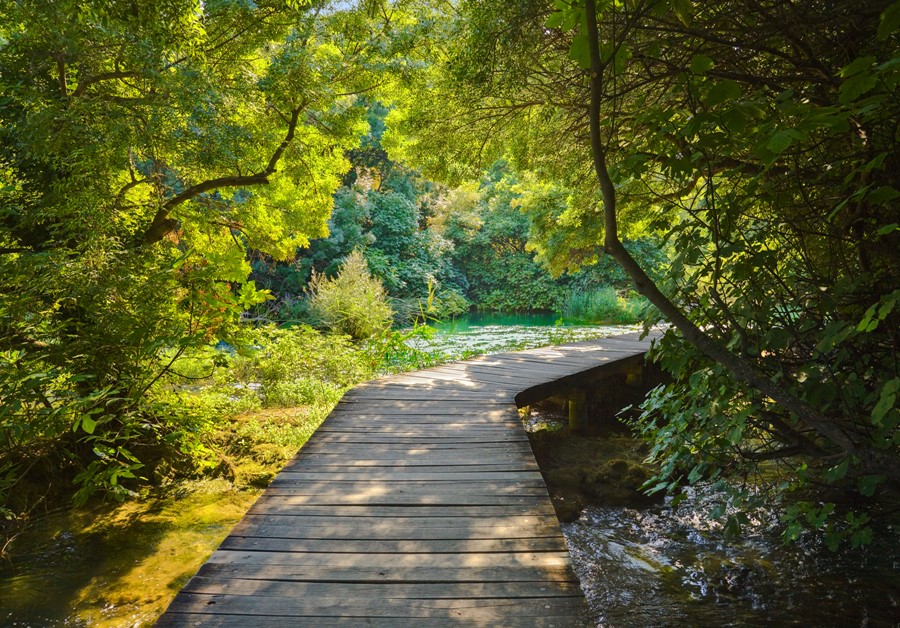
157,331,657,627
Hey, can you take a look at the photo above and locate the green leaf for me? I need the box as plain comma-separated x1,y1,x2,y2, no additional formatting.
857,474,885,497
766,129,804,154
671,0,692,26
851,526,873,547
839,55,876,78
877,1,900,40
867,186,900,204
839,73,878,105
872,378,899,426
823,459,849,483
690,54,714,75
544,11,567,29
876,223,898,236
81,415,97,434
702,80,742,106
568,33,591,69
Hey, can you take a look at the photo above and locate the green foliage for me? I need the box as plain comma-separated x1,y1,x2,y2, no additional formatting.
390,0,900,546
445,163,568,311
228,325,373,408
307,250,395,340
562,287,647,324
0,0,409,507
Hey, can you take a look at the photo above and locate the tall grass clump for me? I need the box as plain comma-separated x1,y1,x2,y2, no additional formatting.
563,286,647,324
308,250,394,340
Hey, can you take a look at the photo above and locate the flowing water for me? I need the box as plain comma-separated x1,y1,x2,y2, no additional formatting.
563,494,899,627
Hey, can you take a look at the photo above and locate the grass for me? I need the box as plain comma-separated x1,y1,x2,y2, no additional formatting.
562,286,649,324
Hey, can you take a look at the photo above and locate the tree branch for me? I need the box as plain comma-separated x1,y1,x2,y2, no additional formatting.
140,106,302,245
583,0,896,480
71,71,142,98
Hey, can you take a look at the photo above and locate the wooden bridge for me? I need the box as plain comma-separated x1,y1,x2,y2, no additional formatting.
157,331,657,627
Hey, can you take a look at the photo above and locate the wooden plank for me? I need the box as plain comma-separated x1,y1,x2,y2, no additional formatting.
180,576,583,598
220,536,568,554
316,420,520,429
327,406,515,417
284,452,537,469
282,462,539,473
255,491,552,506
261,481,551,492
302,434,528,443
274,470,544,482
226,525,562,542
157,614,587,628
195,562,579,584
245,501,556,518
238,513,559,526
162,593,587,619
204,549,574,568
298,434,531,448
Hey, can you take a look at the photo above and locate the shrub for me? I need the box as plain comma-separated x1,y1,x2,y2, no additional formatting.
307,250,394,340
563,286,648,324
233,325,373,408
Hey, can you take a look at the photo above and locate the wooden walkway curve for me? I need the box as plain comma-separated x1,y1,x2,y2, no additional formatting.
158,331,656,627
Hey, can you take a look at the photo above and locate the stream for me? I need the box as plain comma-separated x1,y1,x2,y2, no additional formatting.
563,493,899,626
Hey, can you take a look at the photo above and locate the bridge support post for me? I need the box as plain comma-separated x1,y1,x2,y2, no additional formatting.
568,388,588,433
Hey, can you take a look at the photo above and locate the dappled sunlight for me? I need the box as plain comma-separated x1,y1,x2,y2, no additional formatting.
1,481,257,627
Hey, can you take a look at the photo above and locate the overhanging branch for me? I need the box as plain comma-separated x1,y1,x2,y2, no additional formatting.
582,0,896,479
140,106,302,245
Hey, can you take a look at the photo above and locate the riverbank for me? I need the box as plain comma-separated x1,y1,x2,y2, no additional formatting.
0,407,323,627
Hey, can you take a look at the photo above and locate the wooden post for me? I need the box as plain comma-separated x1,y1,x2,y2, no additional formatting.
568,388,588,432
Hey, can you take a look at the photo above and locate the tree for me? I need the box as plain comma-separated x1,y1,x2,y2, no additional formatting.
389,0,900,543
0,0,406,503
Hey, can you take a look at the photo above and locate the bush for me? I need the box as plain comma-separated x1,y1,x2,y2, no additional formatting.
563,286,648,324
230,325,373,408
307,250,395,340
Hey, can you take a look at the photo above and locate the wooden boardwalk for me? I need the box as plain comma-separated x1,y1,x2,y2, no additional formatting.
158,331,655,627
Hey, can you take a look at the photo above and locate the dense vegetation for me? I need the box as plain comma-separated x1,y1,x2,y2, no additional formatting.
1,0,897,553
389,0,899,545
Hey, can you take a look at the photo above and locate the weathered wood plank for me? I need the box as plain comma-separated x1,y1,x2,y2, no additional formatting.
157,614,587,628
219,536,568,554
204,549,574,568
284,453,532,464
195,562,580,584
255,491,552,505
232,515,559,541
282,462,539,473
180,576,583,598
273,470,544,482
162,593,588,619
239,513,558,526
245,501,556,518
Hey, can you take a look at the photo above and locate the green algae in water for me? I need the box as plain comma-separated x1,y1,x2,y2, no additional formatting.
0,480,258,627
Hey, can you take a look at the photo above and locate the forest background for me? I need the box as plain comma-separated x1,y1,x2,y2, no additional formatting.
1,0,898,562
